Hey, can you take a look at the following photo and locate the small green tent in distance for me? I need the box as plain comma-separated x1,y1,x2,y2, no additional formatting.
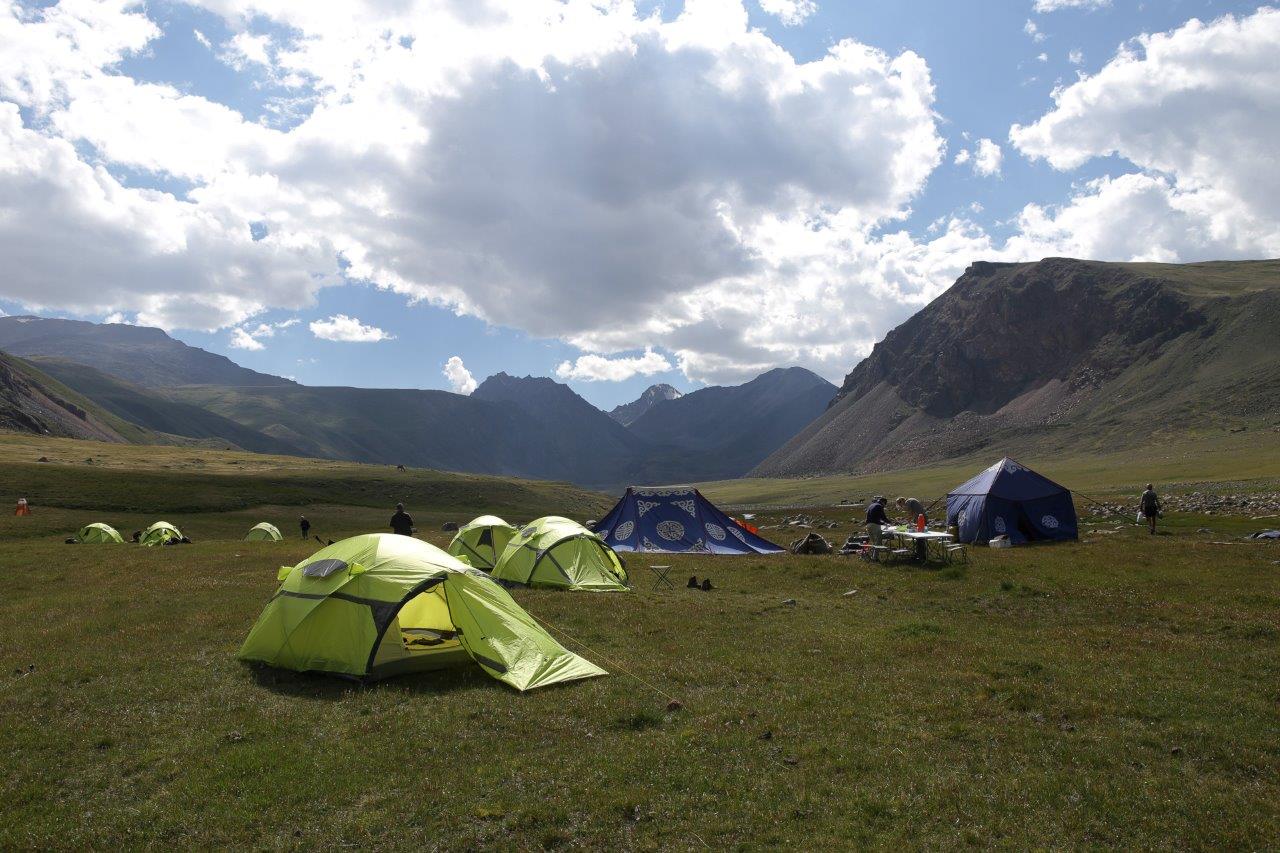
140,521,182,547
245,522,282,542
75,523,123,544
447,515,517,571
238,533,606,689
492,516,629,591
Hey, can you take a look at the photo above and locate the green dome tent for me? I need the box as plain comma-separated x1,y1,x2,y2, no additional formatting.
492,516,629,591
447,515,517,571
140,521,183,547
75,523,123,544
238,533,606,689
245,522,283,542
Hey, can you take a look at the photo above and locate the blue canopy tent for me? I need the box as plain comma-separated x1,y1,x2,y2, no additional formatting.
593,486,784,555
946,457,1078,545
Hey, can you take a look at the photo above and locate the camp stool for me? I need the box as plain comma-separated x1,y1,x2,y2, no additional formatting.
649,565,674,591
860,544,892,563
945,543,968,564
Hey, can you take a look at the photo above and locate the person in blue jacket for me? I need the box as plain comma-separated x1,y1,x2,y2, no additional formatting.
865,496,893,546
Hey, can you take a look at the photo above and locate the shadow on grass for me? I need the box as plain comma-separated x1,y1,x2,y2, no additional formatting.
243,661,493,700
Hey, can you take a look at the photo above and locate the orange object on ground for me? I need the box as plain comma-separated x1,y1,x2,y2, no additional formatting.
15,498,31,516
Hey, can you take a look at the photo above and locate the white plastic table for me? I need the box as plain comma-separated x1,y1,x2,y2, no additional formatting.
884,528,954,561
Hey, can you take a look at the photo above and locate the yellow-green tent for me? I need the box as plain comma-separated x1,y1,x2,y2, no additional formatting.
75,523,123,544
245,522,282,542
447,515,517,571
238,533,606,689
140,521,182,547
492,516,629,591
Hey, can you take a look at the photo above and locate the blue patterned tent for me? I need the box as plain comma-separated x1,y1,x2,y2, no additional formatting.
946,457,1078,545
592,486,784,555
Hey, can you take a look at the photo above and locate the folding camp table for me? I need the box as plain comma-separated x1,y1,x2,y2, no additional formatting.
648,565,674,591
885,528,954,562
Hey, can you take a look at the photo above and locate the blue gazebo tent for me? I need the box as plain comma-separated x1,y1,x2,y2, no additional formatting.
593,486,784,555
945,457,1078,545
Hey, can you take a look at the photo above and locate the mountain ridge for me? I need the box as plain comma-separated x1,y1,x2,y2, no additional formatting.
0,316,293,388
753,257,1280,477
609,383,683,426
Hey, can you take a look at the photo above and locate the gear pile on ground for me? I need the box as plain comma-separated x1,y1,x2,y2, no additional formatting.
789,532,833,555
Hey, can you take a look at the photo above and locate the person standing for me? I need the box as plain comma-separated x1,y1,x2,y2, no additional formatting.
390,503,414,537
865,496,892,546
299,515,311,540
896,497,928,559
1140,484,1161,535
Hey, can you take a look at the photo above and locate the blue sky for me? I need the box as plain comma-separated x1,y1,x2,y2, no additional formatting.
1,0,1276,410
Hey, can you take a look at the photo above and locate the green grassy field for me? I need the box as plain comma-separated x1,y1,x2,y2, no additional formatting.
699,431,1280,508
2,433,1278,848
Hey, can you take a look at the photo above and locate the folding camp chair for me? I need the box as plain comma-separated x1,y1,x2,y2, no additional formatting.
649,565,674,591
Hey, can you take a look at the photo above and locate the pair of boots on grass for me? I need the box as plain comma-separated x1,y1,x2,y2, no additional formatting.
687,576,713,591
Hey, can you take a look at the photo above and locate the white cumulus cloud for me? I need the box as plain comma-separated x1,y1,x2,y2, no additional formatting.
972,138,1002,177
1010,7,1280,259
555,348,673,383
309,314,393,343
442,355,477,394
759,0,818,26
229,317,298,349
228,327,264,350
1024,20,1046,43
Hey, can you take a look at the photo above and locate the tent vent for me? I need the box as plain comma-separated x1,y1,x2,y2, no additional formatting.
303,558,348,578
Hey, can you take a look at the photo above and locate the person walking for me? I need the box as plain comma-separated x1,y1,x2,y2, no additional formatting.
299,515,311,540
390,503,414,537
1140,484,1161,534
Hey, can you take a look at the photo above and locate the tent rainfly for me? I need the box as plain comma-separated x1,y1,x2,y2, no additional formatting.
447,515,517,571
945,457,1079,545
245,522,283,542
140,521,183,547
238,533,606,689
593,486,784,554
75,523,124,544
492,516,629,591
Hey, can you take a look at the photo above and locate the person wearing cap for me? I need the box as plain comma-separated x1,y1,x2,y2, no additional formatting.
1139,484,1161,535
390,503,414,537
865,496,893,546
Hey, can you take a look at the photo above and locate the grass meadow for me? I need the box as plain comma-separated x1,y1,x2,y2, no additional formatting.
1,435,1278,848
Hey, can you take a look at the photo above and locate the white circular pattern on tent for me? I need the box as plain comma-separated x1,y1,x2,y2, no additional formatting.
1041,514,1059,529
1005,461,1025,473
729,525,748,543
656,520,685,541
705,523,726,541
597,529,609,541
957,510,968,528
993,516,1007,534
614,521,634,540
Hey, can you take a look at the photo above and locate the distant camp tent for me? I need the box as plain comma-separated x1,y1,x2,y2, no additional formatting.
447,515,517,571
245,522,283,542
492,516,629,591
946,457,1078,545
75,523,123,544
593,486,784,555
140,521,183,547
238,533,605,689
